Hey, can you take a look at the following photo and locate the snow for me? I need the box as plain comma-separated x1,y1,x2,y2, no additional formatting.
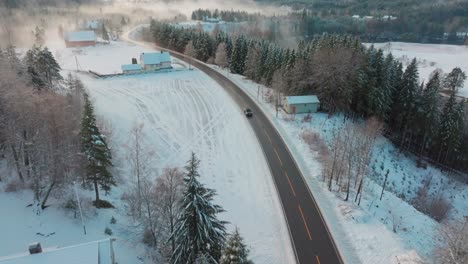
1,39,296,263
75,65,296,263
208,65,468,263
364,42,468,97
284,95,320,105
0,239,113,264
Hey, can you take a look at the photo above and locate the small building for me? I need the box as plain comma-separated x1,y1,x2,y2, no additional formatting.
121,64,142,74
282,95,320,114
64,31,96,48
85,20,102,30
140,51,172,71
0,239,116,264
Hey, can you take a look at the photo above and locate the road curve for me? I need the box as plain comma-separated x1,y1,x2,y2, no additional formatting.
124,32,344,264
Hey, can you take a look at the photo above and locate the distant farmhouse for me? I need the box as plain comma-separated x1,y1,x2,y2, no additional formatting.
85,20,102,31
64,31,96,48
0,239,116,264
282,95,320,114
121,51,172,74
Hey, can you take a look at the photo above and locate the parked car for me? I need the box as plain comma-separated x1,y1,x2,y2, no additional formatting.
244,108,253,117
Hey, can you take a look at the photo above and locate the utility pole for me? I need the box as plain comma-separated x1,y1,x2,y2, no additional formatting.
73,181,87,235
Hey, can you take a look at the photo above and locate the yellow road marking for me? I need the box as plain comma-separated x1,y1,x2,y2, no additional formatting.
274,148,283,166
284,171,296,197
315,255,321,264
298,205,312,240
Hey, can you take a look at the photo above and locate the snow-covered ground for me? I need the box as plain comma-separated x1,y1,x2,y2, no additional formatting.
1,41,295,264
209,65,468,263
365,42,468,97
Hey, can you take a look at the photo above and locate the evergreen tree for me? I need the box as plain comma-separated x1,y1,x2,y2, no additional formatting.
27,66,45,90
230,36,247,74
437,93,463,163
101,24,110,42
170,153,227,264
80,93,115,206
33,26,45,47
394,58,419,141
417,71,441,155
220,228,253,264
35,47,62,88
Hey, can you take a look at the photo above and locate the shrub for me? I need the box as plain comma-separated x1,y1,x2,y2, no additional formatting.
110,216,116,224
64,199,78,210
142,229,156,247
429,198,451,222
104,227,113,236
302,113,312,123
93,199,114,208
4,180,22,192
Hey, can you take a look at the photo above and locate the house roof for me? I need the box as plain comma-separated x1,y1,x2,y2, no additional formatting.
65,31,96,42
285,95,320,105
121,64,142,71
140,52,171,65
0,239,113,264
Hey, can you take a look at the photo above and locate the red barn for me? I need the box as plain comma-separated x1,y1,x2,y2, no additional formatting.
64,31,96,48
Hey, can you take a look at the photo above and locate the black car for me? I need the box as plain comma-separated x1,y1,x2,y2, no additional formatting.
244,108,253,117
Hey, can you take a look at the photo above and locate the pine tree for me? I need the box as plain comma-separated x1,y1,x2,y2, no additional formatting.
80,93,115,207
417,71,441,156
101,24,110,42
34,26,45,47
437,93,463,163
220,228,253,264
395,58,419,143
170,153,227,264
35,47,62,88
27,66,45,90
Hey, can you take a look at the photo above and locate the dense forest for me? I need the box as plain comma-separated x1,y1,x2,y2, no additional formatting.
148,20,468,176
260,0,468,44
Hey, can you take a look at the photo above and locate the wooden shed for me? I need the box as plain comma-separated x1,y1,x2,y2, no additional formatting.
282,95,320,114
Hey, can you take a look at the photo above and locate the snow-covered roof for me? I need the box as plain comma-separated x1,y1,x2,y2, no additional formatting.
285,95,320,105
65,31,96,42
140,52,171,65
121,64,142,71
0,239,114,264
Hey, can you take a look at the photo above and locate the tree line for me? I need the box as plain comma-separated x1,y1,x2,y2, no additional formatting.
148,20,468,175
191,8,261,22
0,45,117,209
259,0,468,44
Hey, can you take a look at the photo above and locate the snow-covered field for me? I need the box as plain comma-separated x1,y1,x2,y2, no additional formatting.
210,65,468,263
365,42,468,97
0,41,295,264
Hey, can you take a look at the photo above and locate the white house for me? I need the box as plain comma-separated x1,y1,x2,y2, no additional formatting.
282,95,320,114
139,52,172,71
0,239,116,264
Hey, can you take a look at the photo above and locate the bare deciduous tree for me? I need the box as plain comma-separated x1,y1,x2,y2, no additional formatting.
214,42,228,69
433,219,468,264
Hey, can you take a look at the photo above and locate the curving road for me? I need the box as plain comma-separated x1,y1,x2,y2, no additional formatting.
125,31,343,264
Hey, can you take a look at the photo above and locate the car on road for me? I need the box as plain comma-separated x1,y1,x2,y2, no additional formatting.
244,108,253,117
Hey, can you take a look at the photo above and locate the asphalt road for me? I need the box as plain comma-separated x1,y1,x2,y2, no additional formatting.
147,45,343,264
